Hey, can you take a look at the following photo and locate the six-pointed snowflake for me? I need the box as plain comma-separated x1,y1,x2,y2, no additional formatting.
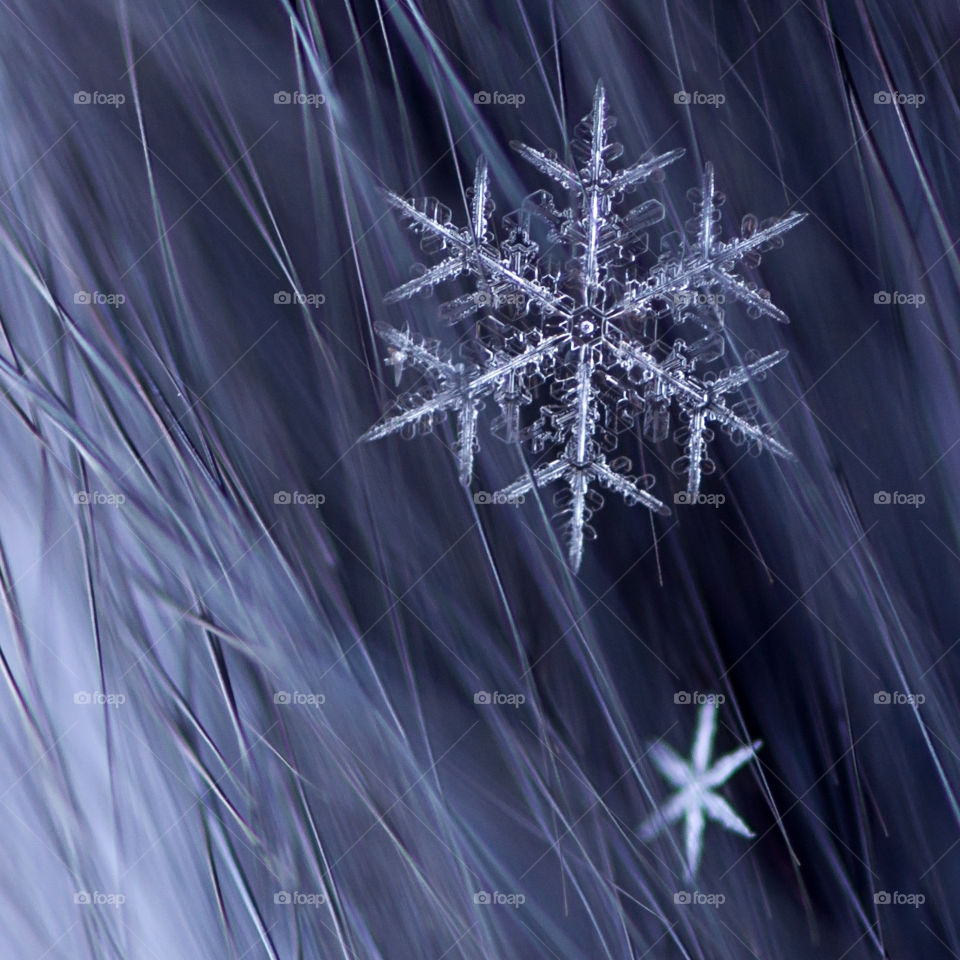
363,81,804,570
640,701,762,879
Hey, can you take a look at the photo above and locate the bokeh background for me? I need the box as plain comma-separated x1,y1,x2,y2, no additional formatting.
0,0,957,956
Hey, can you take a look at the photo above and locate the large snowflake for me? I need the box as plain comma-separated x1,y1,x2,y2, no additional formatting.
363,82,804,570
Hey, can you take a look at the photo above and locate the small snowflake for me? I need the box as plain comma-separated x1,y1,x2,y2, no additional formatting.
363,81,804,570
639,701,762,879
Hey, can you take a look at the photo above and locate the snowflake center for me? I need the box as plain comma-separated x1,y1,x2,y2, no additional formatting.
570,305,605,345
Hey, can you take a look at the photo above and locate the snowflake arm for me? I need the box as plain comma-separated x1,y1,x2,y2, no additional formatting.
702,351,794,459
469,156,492,239
677,407,711,499
702,401,792,460
509,141,580,192
496,347,668,569
611,337,793,498
498,454,668,571
676,348,794,496
591,460,669,515
648,742,694,787
607,148,685,195
702,741,764,789
371,322,459,384
692,697,718,771
453,396,481,486
514,82,685,305
684,806,707,878
384,175,568,317
709,348,788,394
496,353,603,570
638,792,691,838
363,327,567,486
701,792,754,837
617,163,805,324
497,458,568,499
383,255,470,305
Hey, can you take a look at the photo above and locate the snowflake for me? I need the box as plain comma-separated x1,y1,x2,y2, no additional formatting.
639,701,762,879
363,82,804,570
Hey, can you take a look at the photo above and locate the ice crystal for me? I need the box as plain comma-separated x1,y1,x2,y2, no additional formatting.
639,701,762,879
363,82,804,570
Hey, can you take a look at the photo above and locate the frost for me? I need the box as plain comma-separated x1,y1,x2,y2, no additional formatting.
364,82,804,570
